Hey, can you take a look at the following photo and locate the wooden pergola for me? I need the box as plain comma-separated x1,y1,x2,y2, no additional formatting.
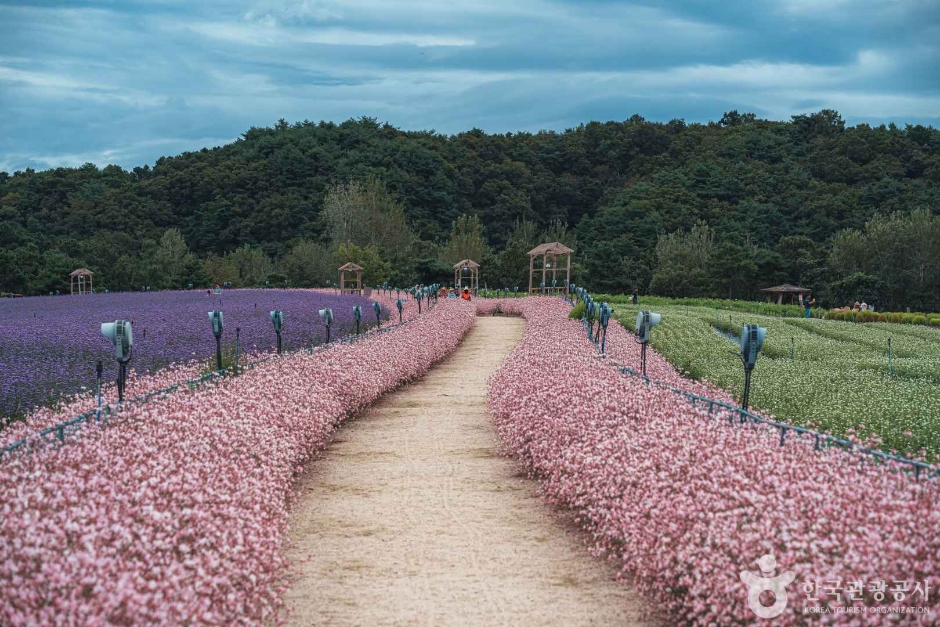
338,262,363,295
453,259,480,292
760,283,811,305
70,268,93,295
528,242,573,295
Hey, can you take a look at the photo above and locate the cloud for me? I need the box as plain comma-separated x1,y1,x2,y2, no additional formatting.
185,21,476,48
0,0,936,172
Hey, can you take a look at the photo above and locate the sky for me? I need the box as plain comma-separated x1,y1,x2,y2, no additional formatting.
1,0,939,173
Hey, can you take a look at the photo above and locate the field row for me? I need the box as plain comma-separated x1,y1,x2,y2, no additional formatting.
487,297,939,625
0,298,473,625
605,302,940,456
0,289,390,420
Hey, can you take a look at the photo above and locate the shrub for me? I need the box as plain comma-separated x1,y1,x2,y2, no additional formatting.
568,302,585,319
911,315,928,326
928,317,940,327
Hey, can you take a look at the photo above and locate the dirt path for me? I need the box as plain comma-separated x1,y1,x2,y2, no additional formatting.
286,316,651,626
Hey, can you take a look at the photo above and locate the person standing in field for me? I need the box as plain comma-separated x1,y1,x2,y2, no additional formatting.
805,293,816,318
632,288,638,305
461,288,472,301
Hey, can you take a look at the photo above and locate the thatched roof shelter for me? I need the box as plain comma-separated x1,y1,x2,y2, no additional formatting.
527,242,574,257
453,259,480,292
528,242,573,295
761,283,811,305
339,262,364,295
70,268,93,295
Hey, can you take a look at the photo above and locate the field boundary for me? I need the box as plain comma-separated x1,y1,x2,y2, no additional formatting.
573,294,939,479
0,314,419,462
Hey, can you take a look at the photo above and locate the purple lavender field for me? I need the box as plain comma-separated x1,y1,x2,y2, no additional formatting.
0,289,382,420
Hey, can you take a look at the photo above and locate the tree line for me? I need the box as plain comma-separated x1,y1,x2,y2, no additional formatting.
0,110,938,310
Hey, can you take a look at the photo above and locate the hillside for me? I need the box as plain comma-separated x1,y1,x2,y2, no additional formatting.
1,111,938,308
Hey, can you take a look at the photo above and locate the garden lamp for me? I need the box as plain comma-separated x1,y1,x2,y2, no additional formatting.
100,319,133,401
396,299,404,323
270,310,283,354
598,303,613,354
634,310,661,377
319,308,334,343
373,301,382,326
208,310,224,371
739,324,767,411
353,305,362,335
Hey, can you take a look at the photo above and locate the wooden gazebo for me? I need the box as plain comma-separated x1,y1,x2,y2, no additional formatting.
760,284,811,305
339,262,363,295
454,259,480,292
70,268,93,295
528,242,573,295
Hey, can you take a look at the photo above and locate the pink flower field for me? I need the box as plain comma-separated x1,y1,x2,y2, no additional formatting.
4,293,936,625
0,290,420,452
0,297,471,625
486,297,939,625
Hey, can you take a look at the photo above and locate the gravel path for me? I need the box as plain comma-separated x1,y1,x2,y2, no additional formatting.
286,316,652,626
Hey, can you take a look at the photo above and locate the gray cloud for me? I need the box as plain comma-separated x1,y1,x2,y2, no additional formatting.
0,0,937,172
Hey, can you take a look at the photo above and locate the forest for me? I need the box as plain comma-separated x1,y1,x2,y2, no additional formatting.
1,110,938,311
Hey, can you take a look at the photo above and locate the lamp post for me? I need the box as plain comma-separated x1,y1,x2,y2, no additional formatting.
208,310,224,371
634,310,661,377
270,310,283,354
739,324,767,412
101,319,133,401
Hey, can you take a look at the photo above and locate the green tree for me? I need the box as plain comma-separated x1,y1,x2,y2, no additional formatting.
322,176,416,261
283,239,333,287
335,242,391,285
441,214,489,265
649,223,714,297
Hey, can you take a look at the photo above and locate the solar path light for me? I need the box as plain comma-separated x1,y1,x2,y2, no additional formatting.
373,301,382,327
270,310,284,354
100,319,133,401
634,310,661,377
208,310,224,371
739,324,767,411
